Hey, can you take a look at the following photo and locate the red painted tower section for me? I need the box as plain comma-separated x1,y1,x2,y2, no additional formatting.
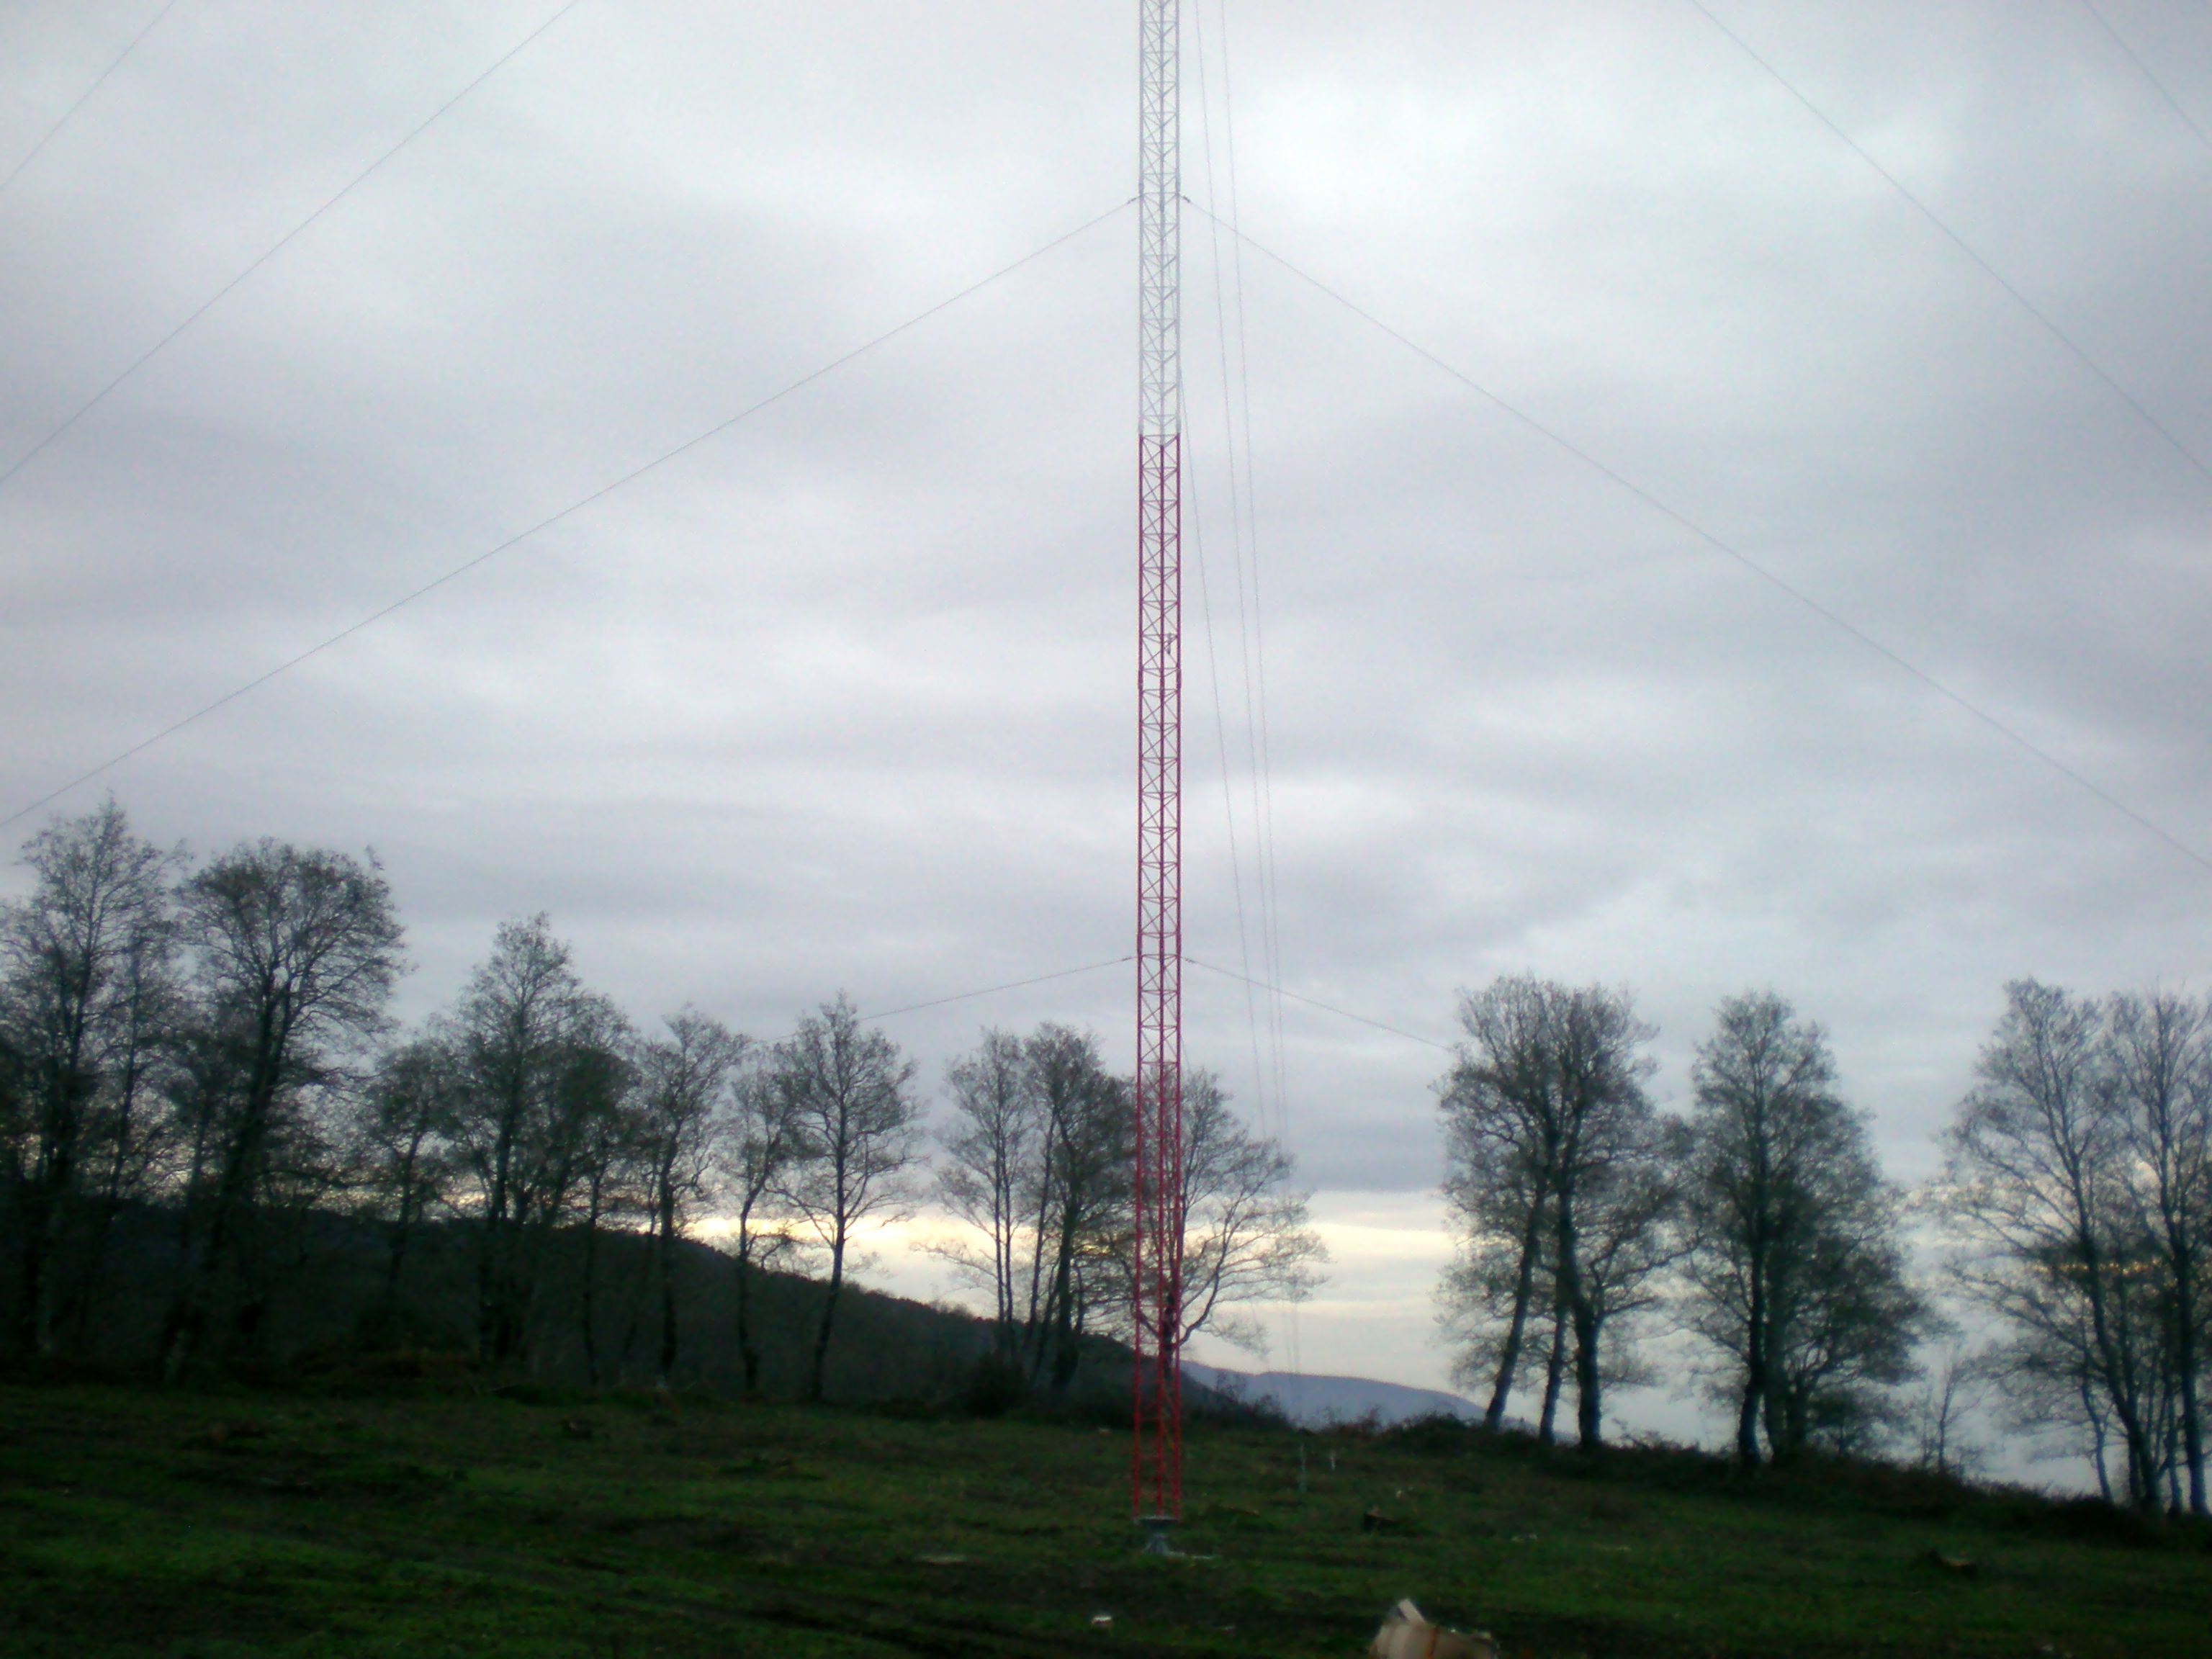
1132,0,1184,1527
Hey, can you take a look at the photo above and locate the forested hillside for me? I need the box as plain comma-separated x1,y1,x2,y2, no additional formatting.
0,801,1295,1415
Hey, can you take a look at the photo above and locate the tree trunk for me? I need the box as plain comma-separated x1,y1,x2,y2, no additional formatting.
579,1177,604,1387
1537,1300,1568,1445
2070,1192,2161,1511
733,1221,762,1393
1570,1292,1603,1451
1049,1303,1082,1393
1775,1382,1809,1461
992,1141,1017,1352
478,1104,522,1364
1735,1243,1768,1467
14,1185,48,1357
71,1061,143,1352
1020,1128,1061,1382
2171,1246,2207,1516
381,1141,423,1315
157,1105,217,1383
657,1187,680,1387
165,1062,281,1382
1043,1200,1085,1393
1485,1194,1546,1431
2077,1372,2112,1503
1556,1187,1602,1451
809,1226,847,1403
475,1224,501,1360
20,1069,94,1357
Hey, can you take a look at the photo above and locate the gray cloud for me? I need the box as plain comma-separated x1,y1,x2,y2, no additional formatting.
5,1,2211,1328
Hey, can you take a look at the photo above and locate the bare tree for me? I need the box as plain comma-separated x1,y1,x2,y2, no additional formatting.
1944,980,2159,1506
1909,1337,1993,1479
1436,976,1658,1446
2105,989,2211,1516
1560,1116,1682,1424
1681,991,1923,1467
1437,1102,1552,1426
1438,977,1555,1431
568,1041,640,1388
719,1056,797,1393
1766,1186,1924,1456
0,801,181,1357
1022,1025,1132,1390
1169,1070,1325,1354
1456,1138,1674,1450
350,1038,459,1328
935,1028,1039,1356
773,997,921,1402
441,915,627,1368
161,840,404,1379
1943,980,2208,1513
930,1025,1133,1393
634,1008,749,1386
68,889,183,1352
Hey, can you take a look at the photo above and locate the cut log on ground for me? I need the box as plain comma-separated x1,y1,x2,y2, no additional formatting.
1369,1599,1496,1659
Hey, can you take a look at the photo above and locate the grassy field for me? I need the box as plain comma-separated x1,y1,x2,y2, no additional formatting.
2,1379,2208,1658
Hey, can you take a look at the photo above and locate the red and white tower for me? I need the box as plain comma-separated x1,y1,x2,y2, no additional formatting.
1131,0,1184,1532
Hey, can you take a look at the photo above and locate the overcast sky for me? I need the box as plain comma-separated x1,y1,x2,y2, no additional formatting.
5,1,2211,1463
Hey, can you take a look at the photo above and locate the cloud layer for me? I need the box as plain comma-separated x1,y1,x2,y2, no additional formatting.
6,1,2210,1412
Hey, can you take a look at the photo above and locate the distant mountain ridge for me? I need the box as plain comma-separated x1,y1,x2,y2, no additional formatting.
1184,1361,1480,1427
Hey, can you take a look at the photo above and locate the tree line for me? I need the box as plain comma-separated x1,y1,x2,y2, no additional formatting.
0,802,1321,1404
1437,974,2212,1516
20,799,2195,1513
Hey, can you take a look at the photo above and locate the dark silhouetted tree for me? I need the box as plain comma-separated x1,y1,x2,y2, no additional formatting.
1437,976,1660,1446
634,1008,749,1385
350,1038,459,1328
2105,989,2212,1516
935,1028,1038,1357
773,997,920,1402
1023,1025,1133,1390
1944,980,2210,1513
1169,1069,1325,1357
441,916,626,1368
0,801,179,1357
162,839,403,1379
719,1055,798,1393
1681,991,1923,1467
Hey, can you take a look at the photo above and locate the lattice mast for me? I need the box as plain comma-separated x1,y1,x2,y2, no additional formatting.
1132,0,1185,1527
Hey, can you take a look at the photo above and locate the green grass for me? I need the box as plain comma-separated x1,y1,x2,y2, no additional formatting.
2,1380,2208,1657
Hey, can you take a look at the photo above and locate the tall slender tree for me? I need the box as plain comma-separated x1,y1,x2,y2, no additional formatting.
1022,1025,1133,1390
1169,1070,1325,1355
933,1025,1134,1392
2104,990,2212,1516
634,1009,748,1387
773,997,920,1402
935,1028,1038,1357
1681,992,1922,1466
569,1046,639,1388
441,916,626,1367
719,1056,797,1393
67,883,181,1352
1437,976,1659,1445
0,801,179,1357
351,1038,459,1330
1946,981,2208,1512
162,840,403,1379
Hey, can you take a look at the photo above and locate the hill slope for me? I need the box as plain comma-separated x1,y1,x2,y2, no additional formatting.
4,1380,2208,1658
